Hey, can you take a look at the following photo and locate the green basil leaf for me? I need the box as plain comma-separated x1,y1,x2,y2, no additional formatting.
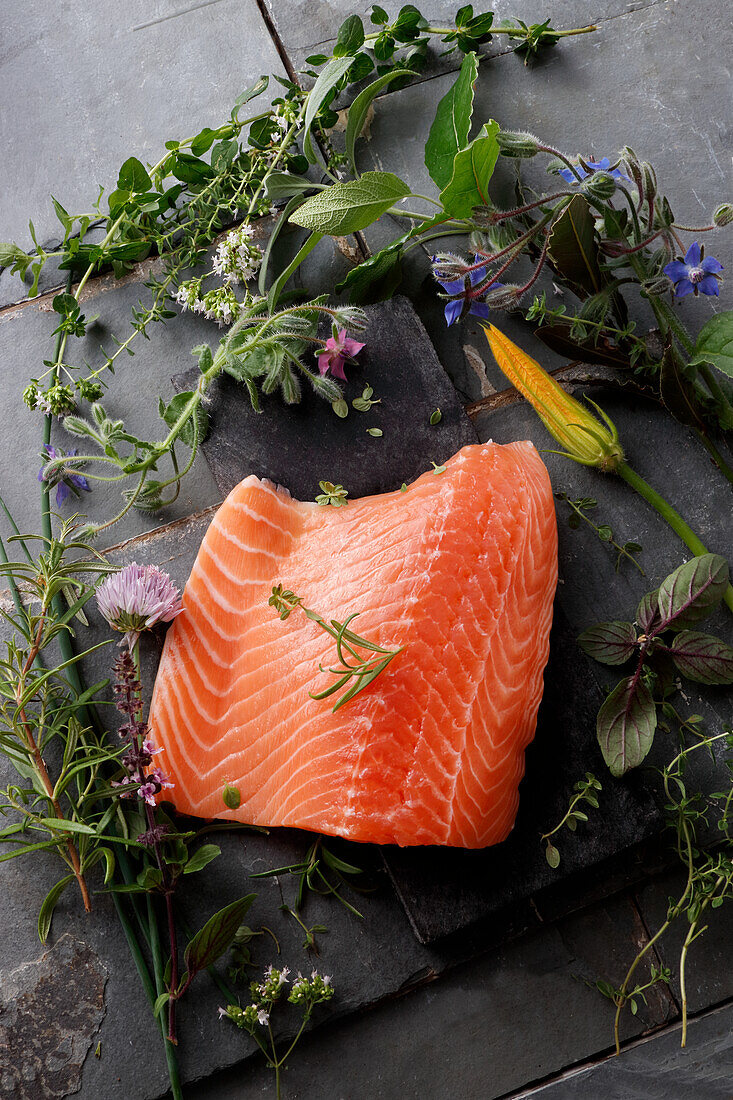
670,631,733,685
636,589,659,633
688,311,733,379
303,56,355,164
424,51,479,189
183,894,257,976
577,621,637,666
291,172,410,235
439,120,500,218
345,70,417,172
117,156,152,193
334,14,365,57
596,676,657,777
183,843,221,875
657,554,729,631
547,195,603,298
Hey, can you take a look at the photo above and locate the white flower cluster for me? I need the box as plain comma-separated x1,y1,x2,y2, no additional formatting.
173,278,203,313
174,280,241,327
213,222,263,285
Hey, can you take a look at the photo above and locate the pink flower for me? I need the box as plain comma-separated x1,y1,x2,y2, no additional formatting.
97,562,183,649
317,329,365,381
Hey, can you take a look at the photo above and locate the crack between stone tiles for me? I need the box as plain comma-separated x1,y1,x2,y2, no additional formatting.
494,995,733,1100
627,887,683,1018
253,0,300,84
131,0,228,32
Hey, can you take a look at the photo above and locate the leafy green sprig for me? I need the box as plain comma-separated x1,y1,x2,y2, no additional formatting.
268,584,405,711
252,835,366,919
540,772,602,868
579,554,733,777
555,491,644,573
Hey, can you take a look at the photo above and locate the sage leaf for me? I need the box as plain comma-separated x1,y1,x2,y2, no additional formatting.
38,874,74,944
669,631,733,685
636,589,659,633
596,676,657,777
183,894,257,977
291,172,410,235
424,52,479,189
657,554,729,631
336,235,407,303
578,621,637,666
439,120,500,218
345,70,417,172
688,311,733,379
303,55,355,163
183,843,221,875
547,195,603,298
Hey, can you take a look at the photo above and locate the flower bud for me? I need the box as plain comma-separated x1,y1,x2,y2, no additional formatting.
713,203,733,227
63,415,95,437
641,162,657,204
483,283,523,310
641,274,673,297
496,131,540,158
482,324,625,473
583,171,617,200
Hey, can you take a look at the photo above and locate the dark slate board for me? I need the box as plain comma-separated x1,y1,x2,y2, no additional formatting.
174,296,477,500
173,300,732,945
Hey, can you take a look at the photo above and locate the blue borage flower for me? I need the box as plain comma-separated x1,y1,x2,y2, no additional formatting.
37,444,91,506
435,256,504,326
558,157,630,185
664,241,723,298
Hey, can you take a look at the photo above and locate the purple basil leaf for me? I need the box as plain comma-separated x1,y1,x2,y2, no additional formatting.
669,631,733,685
596,676,657,777
183,894,256,977
578,621,637,666
636,589,659,633
657,554,729,631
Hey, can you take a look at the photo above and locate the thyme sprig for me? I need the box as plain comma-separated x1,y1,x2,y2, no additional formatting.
540,772,602,868
555,491,644,574
268,584,405,711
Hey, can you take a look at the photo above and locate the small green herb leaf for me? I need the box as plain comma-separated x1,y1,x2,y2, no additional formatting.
334,14,365,57
291,172,411,235
596,676,657,777
429,407,442,425
657,554,729,631
545,842,560,868
117,157,152,193
366,427,383,436
153,992,170,1019
578,621,637,666
688,311,733,379
669,631,733,685
184,895,257,977
331,398,349,418
184,843,221,875
223,782,242,809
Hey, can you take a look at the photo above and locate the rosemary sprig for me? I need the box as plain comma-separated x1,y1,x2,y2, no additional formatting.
268,585,404,712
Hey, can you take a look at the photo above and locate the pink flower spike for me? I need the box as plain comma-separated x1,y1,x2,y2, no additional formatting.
317,329,365,381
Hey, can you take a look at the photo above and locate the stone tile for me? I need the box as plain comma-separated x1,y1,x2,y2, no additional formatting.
636,870,733,1015
354,0,733,399
265,0,649,80
179,893,673,1100
512,1001,733,1099
0,0,285,252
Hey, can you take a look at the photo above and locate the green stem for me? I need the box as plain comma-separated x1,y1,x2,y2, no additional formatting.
147,893,183,1100
617,460,733,613
693,428,733,488
112,893,157,1008
699,363,733,431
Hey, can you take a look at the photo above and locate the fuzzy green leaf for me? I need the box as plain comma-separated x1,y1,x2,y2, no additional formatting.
547,195,603,298
688,311,733,379
669,631,733,685
424,52,479,189
578,621,637,666
158,392,209,448
439,120,500,218
596,676,657,777
303,56,355,163
336,236,407,303
183,894,257,976
657,554,729,631
291,172,410,235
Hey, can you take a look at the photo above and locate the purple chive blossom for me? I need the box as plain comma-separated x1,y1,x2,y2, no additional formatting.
664,241,723,298
38,444,91,506
317,329,365,382
96,562,183,649
435,256,504,326
558,157,630,185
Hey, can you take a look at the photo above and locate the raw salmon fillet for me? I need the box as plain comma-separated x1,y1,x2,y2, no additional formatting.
149,441,557,848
